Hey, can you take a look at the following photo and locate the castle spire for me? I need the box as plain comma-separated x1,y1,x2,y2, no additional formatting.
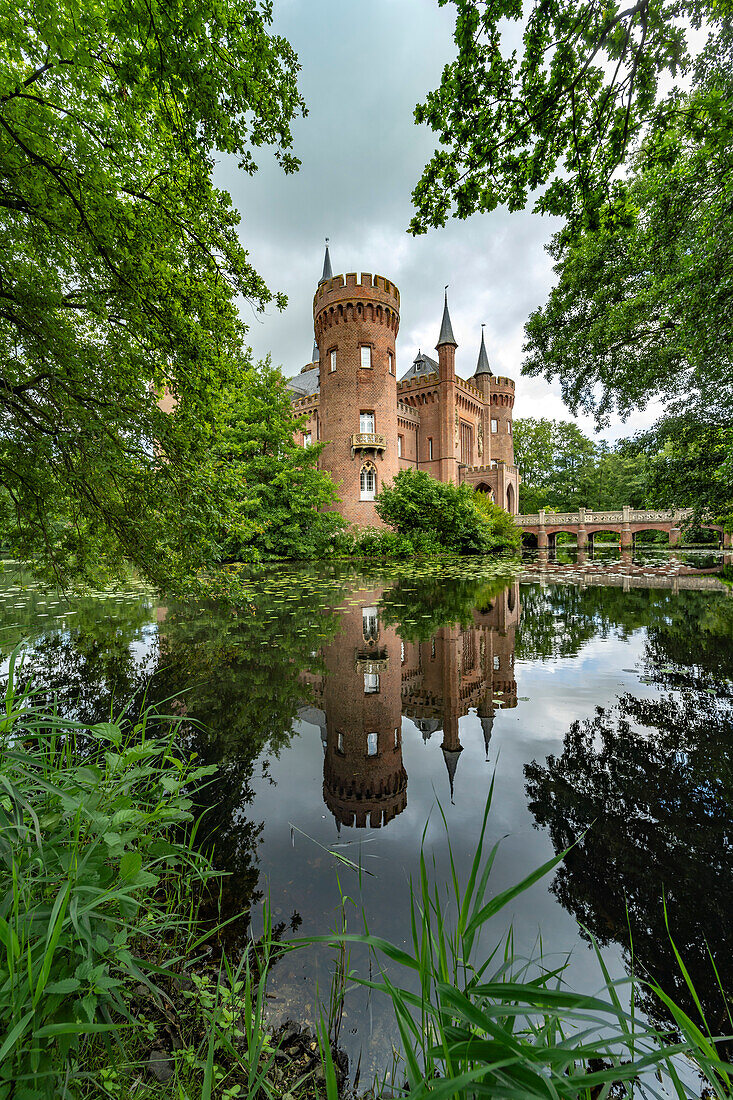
441,745,463,804
319,238,333,284
436,286,457,349
475,324,492,376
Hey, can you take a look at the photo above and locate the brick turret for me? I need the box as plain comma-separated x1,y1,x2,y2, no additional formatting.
314,270,400,526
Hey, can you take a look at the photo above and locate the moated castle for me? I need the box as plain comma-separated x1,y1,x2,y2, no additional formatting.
286,244,520,524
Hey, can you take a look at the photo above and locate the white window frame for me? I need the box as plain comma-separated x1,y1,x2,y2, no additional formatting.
360,345,372,369
362,606,379,641
397,434,403,458
330,349,337,373
302,431,311,447
428,437,433,460
360,464,376,501
366,732,378,755
507,420,512,433
491,418,498,433
360,411,375,434
364,674,379,695
388,351,394,375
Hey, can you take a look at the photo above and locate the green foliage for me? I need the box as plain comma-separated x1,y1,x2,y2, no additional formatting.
0,654,220,1094
0,0,305,588
514,418,650,512
201,361,345,563
410,0,725,233
375,469,520,555
622,415,733,529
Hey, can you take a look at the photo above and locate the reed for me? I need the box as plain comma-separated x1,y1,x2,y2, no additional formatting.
306,776,733,1099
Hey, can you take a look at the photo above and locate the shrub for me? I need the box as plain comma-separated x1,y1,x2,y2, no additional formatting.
375,469,520,555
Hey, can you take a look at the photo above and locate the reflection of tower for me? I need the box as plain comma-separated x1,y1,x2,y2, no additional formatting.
401,581,521,798
321,588,407,828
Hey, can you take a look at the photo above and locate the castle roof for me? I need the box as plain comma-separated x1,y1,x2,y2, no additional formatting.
436,290,457,348
475,326,492,376
319,240,333,285
400,350,439,382
287,364,319,400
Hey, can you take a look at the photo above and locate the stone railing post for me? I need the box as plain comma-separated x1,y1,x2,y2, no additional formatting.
577,506,588,549
621,504,633,550
537,508,548,549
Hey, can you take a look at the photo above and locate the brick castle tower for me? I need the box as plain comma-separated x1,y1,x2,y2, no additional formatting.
314,244,401,526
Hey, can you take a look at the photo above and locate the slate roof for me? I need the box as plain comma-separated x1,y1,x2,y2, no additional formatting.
399,351,440,382
436,291,457,347
475,327,492,376
287,365,320,400
319,241,332,284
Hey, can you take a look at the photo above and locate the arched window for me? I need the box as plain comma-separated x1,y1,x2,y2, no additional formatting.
360,463,376,501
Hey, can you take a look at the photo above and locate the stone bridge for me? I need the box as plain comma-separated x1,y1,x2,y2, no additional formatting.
514,507,731,550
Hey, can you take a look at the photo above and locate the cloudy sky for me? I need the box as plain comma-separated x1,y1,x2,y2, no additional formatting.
215,0,662,443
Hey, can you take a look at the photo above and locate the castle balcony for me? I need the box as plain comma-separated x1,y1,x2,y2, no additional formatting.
355,652,389,674
351,432,386,458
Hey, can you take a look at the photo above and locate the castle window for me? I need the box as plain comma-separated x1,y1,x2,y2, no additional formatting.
360,346,372,369
302,431,311,447
428,437,433,460
360,411,375,434
400,641,405,663
364,674,379,695
507,420,512,433
360,464,376,501
362,606,378,642
337,731,344,754
491,418,498,433
388,351,394,375
431,637,436,659
366,733,378,755
394,728,399,748
397,434,403,457
330,349,337,373
493,655,500,670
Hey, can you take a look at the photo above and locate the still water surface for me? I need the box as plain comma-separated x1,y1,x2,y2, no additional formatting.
2,550,731,1076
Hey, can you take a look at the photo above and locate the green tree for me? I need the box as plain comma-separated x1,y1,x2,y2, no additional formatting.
410,0,726,234
0,0,306,586
410,4,732,523
204,362,345,562
375,468,520,555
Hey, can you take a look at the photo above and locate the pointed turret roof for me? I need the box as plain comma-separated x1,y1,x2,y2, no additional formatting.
319,239,333,284
442,745,463,803
475,325,492,376
436,288,457,348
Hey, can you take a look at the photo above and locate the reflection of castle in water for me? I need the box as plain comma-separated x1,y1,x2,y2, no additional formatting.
301,582,520,829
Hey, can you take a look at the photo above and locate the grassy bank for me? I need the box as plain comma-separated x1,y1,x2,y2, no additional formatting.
0,654,311,1100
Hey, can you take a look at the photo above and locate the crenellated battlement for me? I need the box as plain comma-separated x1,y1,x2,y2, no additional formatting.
314,272,400,316
490,375,515,390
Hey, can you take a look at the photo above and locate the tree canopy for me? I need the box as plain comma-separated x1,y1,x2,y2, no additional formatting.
0,0,306,586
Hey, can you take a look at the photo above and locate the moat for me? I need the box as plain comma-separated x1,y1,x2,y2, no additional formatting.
2,550,732,1078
